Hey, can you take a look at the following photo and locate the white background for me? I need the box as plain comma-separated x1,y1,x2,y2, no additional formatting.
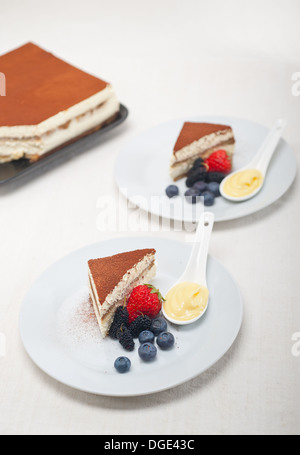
0,0,299,435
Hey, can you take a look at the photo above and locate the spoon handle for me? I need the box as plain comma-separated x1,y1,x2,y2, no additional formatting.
253,119,287,174
183,211,215,284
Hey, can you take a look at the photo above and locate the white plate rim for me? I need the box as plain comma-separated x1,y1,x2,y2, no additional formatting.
114,115,297,223
19,236,243,397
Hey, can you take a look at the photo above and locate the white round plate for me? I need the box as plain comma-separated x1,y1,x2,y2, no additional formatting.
19,237,243,396
115,116,297,222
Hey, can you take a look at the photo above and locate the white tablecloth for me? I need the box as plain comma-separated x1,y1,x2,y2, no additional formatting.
0,0,299,435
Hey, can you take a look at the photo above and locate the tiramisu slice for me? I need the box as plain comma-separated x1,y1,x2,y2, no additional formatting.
0,42,120,163
170,122,235,181
88,249,156,337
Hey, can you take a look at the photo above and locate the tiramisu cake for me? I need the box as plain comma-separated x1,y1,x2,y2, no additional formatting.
170,122,235,180
0,42,120,163
88,249,156,337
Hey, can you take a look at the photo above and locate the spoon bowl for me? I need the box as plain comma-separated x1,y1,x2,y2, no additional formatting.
162,292,209,326
220,118,287,202
162,211,214,325
219,168,264,202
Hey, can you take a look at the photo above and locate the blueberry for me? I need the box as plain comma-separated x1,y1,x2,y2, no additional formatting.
138,342,157,361
202,190,215,206
114,356,131,373
150,317,168,336
207,181,220,197
184,188,201,204
138,330,155,344
193,181,207,193
165,185,179,198
156,332,175,350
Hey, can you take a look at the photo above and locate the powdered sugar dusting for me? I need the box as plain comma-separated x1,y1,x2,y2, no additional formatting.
56,286,102,347
55,287,121,372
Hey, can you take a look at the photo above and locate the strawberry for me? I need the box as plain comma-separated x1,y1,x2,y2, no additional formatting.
126,284,165,324
205,149,232,174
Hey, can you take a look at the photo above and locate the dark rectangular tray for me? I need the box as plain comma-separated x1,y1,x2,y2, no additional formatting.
0,103,128,185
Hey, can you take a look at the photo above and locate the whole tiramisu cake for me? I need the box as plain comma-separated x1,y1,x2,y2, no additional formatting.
88,249,156,337
170,122,235,181
0,42,120,163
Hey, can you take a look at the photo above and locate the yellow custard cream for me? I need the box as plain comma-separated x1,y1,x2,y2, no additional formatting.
164,282,209,322
223,169,264,198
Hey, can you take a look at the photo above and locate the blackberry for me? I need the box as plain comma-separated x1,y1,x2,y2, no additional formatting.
206,172,226,183
187,166,207,179
114,305,129,326
108,305,129,339
129,315,152,338
192,157,205,168
185,177,195,188
116,323,129,340
117,324,135,351
109,321,119,339
186,167,207,187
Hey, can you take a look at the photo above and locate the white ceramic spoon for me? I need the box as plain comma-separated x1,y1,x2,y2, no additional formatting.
162,211,214,325
220,118,287,202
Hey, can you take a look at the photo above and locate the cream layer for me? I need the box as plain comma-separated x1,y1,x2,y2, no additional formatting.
0,85,119,163
170,129,234,166
170,143,235,180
